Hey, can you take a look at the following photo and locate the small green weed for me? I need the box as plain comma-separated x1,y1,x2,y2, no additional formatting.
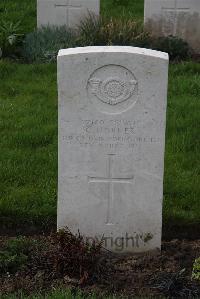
0,20,24,57
0,251,27,274
192,257,200,281
0,237,37,273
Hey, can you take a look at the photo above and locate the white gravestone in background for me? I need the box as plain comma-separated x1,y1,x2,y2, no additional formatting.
144,0,200,53
57,46,169,253
37,0,100,28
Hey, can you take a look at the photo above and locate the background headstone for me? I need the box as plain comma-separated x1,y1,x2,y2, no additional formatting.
37,0,100,28
144,0,200,53
57,46,169,253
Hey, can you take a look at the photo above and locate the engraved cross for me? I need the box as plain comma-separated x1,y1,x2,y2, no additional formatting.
88,155,134,225
162,0,190,35
54,0,81,26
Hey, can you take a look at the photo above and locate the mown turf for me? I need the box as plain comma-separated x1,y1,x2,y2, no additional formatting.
0,62,57,230
0,0,199,235
0,61,199,233
163,62,200,232
101,0,144,21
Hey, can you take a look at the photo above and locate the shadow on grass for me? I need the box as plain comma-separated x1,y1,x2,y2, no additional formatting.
1,215,200,241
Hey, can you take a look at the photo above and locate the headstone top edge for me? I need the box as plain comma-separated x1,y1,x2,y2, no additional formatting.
58,46,169,61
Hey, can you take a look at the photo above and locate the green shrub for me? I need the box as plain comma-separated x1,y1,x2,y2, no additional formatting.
23,26,76,63
151,35,191,61
77,14,150,47
22,17,150,63
192,257,200,281
22,16,191,63
0,20,24,58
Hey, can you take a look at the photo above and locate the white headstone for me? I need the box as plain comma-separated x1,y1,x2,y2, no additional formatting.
37,0,100,28
144,0,200,53
57,46,169,253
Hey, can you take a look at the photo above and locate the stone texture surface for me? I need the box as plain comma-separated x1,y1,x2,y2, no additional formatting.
144,0,200,53
37,0,99,28
57,46,169,253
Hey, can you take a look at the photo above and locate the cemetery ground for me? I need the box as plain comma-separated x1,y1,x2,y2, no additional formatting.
0,0,200,298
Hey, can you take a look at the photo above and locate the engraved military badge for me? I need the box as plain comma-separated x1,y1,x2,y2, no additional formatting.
88,77,137,105
87,64,138,113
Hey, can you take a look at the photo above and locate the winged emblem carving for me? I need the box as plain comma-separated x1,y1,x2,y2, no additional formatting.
88,77,137,105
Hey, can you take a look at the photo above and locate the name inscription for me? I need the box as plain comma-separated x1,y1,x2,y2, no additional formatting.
62,119,161,150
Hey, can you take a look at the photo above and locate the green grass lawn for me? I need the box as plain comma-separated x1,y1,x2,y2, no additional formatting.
101,0,144,21
0,0,199,235
0,61,199,234
0,62,57,230
163,63,200,234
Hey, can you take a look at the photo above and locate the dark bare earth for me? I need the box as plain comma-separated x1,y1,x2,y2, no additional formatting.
0,233,200,298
